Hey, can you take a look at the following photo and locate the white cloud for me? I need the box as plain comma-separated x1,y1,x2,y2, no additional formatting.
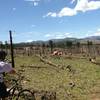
45,34,54,37
31,24,36,27
12,8,16,11
58,7,77,17
25,0,40,1
55,33,72,39
43,12,57,18
75,0,100,12
93,28,100,36
33,2,38,6
86,28,100,37
26,39,33,42
44,8,76,17
44,32,72,39
71,0,76,4
25,0,40,6
44,0,100,17
94,32,100,36
97,28,100,32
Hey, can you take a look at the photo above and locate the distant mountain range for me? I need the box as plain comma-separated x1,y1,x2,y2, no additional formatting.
83,36,100,40
79,36,100,44
48,36,100,43
16,36,100,45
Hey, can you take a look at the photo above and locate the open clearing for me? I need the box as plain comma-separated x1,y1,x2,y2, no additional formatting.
8,55,100,100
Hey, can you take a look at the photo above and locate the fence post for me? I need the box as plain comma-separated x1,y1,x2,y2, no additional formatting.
9,30,15,68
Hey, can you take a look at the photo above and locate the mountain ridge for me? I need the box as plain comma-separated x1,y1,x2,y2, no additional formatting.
15,36,100,44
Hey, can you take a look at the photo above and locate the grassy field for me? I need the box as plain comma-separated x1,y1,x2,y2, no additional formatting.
8,54,100,100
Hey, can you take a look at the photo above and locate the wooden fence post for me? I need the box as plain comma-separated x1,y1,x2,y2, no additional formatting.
9,30,15,68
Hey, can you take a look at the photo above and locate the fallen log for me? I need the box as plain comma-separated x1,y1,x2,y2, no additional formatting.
40,57,59,68
36,55,62,72
91,61,100,65
20,64,47,69
89,58,100,65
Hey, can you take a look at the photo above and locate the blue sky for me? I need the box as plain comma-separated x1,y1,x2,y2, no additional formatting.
0,0,100,43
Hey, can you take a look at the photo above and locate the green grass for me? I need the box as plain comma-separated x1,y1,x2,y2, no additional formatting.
8,55,100,100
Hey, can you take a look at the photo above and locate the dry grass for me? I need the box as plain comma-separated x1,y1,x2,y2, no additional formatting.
7,54,100,100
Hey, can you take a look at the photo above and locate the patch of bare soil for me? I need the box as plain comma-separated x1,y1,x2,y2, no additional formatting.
89,92,100,100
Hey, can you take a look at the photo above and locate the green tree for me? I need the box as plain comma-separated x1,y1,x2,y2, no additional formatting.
42,42,46,54
66,41,73,48
66,41,73,54
76,41,80,53
0,41,3,50
87,40,93,56
49,40,53,53
5,41,8,53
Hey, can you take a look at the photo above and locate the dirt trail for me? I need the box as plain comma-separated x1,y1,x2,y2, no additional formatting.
89,93,100,100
